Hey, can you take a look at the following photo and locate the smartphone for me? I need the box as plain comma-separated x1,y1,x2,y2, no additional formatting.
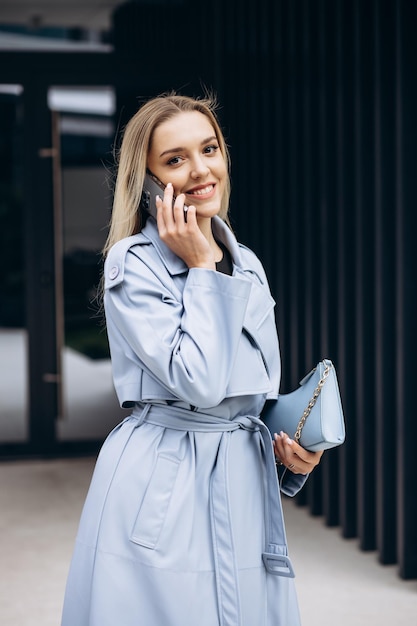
140,172,188,221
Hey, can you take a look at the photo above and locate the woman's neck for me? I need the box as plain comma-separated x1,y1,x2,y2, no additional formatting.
198,216,223,263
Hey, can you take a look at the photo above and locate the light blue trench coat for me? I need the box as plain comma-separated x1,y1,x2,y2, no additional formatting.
61,216,308,626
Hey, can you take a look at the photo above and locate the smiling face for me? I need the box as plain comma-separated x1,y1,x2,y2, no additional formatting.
147,111,228,221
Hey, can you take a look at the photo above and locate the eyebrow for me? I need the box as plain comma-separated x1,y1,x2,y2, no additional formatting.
159,135,218,158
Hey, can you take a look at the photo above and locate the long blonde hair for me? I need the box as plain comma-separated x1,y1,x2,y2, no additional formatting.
103,93,231,257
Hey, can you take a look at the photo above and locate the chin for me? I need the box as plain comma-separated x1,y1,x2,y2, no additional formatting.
196,197,222,215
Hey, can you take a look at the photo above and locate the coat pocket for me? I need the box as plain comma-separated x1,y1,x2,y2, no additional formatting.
130,454,180,549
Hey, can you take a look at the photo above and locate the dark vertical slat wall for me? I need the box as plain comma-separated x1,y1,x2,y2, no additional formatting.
113,0,416,579
354,0,377,553
374,0,397,565
301,0,324,518
318,0,340,528
395,0,417,580
335,0,358,541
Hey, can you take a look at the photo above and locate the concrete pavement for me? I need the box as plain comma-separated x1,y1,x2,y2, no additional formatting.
0,458,416,625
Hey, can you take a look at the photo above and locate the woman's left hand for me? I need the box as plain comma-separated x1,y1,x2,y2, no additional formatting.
273,431,324,475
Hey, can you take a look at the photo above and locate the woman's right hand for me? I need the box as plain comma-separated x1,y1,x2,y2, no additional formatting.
155,183,216,270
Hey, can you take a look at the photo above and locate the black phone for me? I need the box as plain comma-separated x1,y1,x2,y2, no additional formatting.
140,172,165,219
140,172,188,221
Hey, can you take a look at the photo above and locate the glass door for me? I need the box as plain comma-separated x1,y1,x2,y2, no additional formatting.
0,82,126,456
48,86,127,442
0,84,29,445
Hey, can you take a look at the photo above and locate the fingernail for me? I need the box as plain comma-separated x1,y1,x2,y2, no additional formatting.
280,431,285,438
166,182,172,189
156,195,161,201
286,438,293,445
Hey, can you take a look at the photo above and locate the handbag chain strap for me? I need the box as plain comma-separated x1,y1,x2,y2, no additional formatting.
294,362,332,443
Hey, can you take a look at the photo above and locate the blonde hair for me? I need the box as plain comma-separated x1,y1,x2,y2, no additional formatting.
103,93,231,256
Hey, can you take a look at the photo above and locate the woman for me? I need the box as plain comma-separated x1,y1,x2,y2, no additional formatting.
61,93,323,626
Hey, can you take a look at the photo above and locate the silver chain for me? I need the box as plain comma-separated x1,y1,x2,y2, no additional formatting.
294,363,332,443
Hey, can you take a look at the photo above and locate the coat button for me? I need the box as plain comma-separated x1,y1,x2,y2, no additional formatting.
109,265,119,280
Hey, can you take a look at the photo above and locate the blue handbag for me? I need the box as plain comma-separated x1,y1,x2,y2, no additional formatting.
262,359,345,452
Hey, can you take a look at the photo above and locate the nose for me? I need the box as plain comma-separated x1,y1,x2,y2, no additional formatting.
190,156,209,179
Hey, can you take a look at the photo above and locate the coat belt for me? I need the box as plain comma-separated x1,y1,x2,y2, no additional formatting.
130,403,295,626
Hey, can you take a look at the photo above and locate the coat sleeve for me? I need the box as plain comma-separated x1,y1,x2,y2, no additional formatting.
104,246,252,408
278,467,309,496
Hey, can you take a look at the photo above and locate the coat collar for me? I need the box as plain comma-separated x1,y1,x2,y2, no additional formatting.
140,216,245,276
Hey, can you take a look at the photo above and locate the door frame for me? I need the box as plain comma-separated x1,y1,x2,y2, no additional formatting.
0,51,116,458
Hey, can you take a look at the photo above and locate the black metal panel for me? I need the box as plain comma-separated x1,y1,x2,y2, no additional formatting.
301,0,324,518
274,0,293,394
0,51,116,85
354,0,377,553
23,83,58,454
318,0,342,528
335,0,358,541
395,0,417,580
374,0,397,564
